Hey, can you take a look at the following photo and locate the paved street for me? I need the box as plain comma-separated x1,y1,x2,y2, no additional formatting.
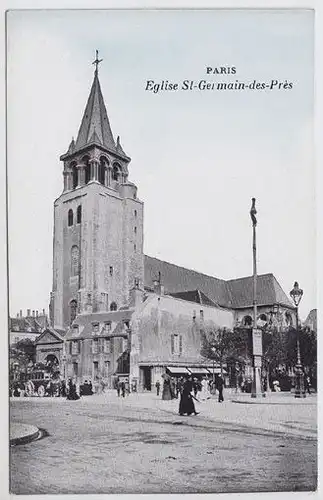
10,392,317,494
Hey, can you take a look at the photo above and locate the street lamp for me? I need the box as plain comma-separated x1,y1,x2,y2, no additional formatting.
289,281,306,398
211,346,216,394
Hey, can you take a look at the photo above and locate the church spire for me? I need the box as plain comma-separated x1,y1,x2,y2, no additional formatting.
74,67,116,152
60,52,129,162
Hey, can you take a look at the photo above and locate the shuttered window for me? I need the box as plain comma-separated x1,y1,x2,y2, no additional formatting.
92,339,99,354
171,334,183,356
72,340,79,355
103,338,110,354
171,334,175,354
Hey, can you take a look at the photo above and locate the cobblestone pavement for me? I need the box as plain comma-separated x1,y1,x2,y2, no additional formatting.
10,393,317,495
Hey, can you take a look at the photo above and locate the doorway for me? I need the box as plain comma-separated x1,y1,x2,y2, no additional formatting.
141,366,152,391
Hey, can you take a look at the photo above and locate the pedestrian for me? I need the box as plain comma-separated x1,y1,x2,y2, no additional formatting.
216,375,224,402
193,378,198,398
116,379,121,397
120,381,126,397
179,376,199,416
176,378,182,399
200,377,209,400
162,375,172,400
60,380,67,397
155,380,161,396
170,378,176,399
66,378,80,400
125,379,130,396
304,376,311,395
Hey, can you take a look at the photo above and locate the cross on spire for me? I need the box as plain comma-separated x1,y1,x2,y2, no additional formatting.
92,50,103,73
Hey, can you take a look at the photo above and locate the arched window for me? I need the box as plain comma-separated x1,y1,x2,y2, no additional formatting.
77,205,82,224
110,302,117,311
112,164,120,181
68,209,73,227
134,210,137,217
243,315,253,327
99,157,108,185
71,245,80,276
70,300,77,324
83,156,91,184
72,165,78,189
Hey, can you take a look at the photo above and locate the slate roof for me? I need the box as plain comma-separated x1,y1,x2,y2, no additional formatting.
144,255,293,310
65,310,134,340
169,290,218,308
10,315,48,333
144,256,229,307
226,274,293,309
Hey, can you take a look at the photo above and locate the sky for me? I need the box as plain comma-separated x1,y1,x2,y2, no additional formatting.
7,9,315,319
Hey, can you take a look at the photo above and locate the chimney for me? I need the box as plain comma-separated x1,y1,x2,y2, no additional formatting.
27,309,31,317
19,310,22,318
42,308,45,316
32,310,35,317
200,309,204,322
153,272,164,296
36,310,39,317
129,279,145,308
16,313,19,318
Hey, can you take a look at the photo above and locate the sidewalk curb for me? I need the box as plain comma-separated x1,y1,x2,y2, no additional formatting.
230,399,316,406
10,424,41,446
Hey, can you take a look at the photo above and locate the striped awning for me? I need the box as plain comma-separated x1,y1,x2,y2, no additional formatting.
211,368,228,375
166,366,190,375
187,367,210,375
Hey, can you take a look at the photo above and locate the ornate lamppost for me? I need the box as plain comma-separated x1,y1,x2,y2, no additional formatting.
289,281,306,398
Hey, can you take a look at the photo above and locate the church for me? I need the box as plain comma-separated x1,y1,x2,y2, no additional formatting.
37,57,296,391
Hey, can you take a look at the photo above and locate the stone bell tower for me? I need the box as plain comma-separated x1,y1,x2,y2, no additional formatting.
50,53,144,330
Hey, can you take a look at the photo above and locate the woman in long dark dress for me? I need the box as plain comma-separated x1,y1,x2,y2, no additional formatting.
162,377,172,400
179,377,199,416
66,379,80,400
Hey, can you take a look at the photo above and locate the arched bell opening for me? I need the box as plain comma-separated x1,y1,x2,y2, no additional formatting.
112,163,121,182
82,156,91,185
99,156,109,185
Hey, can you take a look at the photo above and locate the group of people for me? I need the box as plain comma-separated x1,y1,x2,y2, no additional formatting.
116,378,130,397
158,374,225,415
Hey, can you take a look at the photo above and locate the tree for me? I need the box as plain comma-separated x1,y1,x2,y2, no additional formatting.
200,327,249,378
15,339,36,364
285,326,317,372
9,338,36,380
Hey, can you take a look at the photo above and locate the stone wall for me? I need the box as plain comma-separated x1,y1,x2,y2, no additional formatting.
129,294,235,385
52,181,144,330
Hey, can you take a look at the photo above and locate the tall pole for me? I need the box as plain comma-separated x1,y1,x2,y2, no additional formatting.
250,198,263,398
253,222,257,331
289,282,305,398
295,305,306,398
